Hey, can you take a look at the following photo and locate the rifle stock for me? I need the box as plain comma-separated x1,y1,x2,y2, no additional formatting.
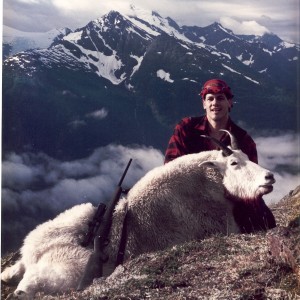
81,203,106,247
77,159,132,291
76,236,107,290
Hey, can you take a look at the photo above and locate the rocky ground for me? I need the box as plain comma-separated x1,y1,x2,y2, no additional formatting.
2,186,300,299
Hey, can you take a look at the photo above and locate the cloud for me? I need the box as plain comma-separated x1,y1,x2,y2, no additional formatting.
2,161,36,191
220,17,270,36
1,144,164,254
255,132,300,204
3,0,299,43
2,133,299,254
3,0,62,32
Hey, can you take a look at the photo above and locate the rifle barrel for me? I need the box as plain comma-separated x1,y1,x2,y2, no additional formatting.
118,159,132,186
77,158,132,291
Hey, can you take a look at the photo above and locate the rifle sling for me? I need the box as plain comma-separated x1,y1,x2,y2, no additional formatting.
115,202,129,267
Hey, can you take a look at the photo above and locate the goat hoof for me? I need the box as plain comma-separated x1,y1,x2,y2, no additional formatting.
13,290,27,299
5,293,18,300
5,293,15,300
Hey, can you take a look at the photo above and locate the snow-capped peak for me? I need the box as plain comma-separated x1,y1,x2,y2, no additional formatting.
122,6,192,43
3,25,72,56
128,4,161,20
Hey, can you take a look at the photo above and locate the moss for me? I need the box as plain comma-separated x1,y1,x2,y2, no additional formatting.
142,254,181,276
275,265,300,296
239,288,266,300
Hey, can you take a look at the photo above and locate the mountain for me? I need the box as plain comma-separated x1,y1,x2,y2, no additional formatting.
2,6,299,160
2,25,72,58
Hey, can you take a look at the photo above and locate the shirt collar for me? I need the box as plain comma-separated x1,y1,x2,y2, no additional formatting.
197,115,232,134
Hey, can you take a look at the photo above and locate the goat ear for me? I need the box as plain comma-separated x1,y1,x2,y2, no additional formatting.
200,161,214,167
199,160,222,169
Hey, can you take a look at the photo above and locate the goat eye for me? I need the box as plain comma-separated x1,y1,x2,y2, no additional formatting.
231,161,238,166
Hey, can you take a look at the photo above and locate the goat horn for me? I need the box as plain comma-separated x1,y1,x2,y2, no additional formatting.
200,135,233,157
219,129,240,150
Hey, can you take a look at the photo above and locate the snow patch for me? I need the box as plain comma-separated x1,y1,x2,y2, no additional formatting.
219,38,235,43
124,6,191,43
182,78,196,83
211,51,221,57
86,108,108,120
222,64,259,84
126,26,152,40
64,31,83,43
280,41,295,49
130,54,144,77
180,44,191,50
259,68,268,73
61,39,125,84
221,52,231,59
263,48,273,56
123,14,160,37
222,64,241,74
3,25,71,56
244,76,259,85
157,69,174,83
237,53,255,65
242,54,254,66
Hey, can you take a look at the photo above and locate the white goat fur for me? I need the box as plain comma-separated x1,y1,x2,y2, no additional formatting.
1,149,274,298
1,203,96,299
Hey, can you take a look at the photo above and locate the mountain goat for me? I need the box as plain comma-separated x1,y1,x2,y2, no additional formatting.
1,132,276,298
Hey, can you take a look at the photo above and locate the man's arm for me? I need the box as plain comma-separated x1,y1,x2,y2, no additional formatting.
164,121,189,164
241,134,258,164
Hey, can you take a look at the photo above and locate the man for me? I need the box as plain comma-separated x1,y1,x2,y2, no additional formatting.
165,78,257,164
164,78,276,232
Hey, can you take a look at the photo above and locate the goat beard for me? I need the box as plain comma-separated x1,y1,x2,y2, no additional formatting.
224,188,276,233
224,188,264,205
224,188,263,207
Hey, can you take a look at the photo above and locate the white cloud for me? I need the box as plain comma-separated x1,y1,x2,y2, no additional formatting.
2,161,36,190
266,172,299,204
2,145,164,194
2,134,299,254
255,133,300,204
17,0,40,3
220,17,270,36
3,0,299,43
52,0,101,12
256,133,299,170
1,144,164,253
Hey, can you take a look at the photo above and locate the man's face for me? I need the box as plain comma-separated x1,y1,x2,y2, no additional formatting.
203,93,233,122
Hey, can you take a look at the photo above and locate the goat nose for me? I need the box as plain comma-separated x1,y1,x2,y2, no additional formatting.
265,172,275,182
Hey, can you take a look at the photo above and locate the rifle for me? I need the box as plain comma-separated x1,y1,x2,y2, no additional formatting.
77,158,132,291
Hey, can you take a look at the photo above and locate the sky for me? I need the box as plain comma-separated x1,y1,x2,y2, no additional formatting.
2,0,300,43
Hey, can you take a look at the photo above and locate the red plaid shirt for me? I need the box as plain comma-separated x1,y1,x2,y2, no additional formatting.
164,116,258,164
